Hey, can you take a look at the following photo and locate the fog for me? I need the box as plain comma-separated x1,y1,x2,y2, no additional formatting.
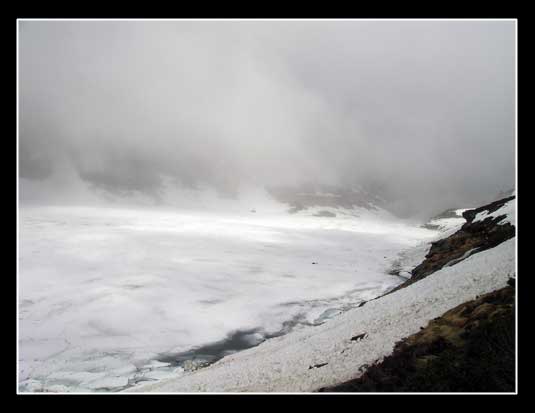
18,20,516,217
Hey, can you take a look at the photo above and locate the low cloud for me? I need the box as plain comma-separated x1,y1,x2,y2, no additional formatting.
19,20,516,216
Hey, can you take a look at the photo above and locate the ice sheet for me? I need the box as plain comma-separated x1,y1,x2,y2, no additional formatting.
18,204,434,392
130,237,515,393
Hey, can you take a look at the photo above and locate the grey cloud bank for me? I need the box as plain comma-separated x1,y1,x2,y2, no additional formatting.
18,20,515,217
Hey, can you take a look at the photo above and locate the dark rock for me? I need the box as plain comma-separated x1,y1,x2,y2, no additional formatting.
462,196,515,222
351,333,367,341
309,362,328,370
358,364,370,373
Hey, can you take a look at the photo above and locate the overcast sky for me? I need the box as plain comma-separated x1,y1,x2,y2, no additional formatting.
18,20,516,217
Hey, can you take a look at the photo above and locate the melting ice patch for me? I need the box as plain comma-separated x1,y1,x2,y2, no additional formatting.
18,205,434,392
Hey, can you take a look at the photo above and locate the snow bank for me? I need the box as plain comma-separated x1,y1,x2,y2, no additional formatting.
128,237,515,392
474,198,516,226
424,208,468,232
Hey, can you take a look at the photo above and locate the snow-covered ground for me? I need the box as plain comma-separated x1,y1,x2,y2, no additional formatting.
18,200,435,392
387,209,469,279
424,208,468,232
474,198,516,226
128,233,515,393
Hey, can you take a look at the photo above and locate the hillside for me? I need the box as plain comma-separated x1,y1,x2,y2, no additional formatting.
321,281,515,392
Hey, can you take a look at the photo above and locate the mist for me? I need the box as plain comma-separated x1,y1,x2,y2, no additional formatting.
18,20,516,218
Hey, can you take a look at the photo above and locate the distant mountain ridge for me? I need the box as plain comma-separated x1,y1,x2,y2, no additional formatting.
266,183,386,214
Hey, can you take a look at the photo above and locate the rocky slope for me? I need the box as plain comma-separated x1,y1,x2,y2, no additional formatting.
320,283,515,392
321,280,515,392
321,197,517,392
391,195,515,293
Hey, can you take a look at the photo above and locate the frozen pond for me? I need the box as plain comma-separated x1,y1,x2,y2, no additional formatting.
18,205,434,392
